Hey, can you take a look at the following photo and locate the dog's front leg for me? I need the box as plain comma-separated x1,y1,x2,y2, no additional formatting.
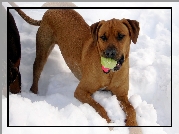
74,82,111,123
116,95,138,126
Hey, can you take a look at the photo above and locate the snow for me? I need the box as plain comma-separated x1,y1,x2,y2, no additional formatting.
2,2,178,134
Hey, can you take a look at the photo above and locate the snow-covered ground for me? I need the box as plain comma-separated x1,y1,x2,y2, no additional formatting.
2,2,178,134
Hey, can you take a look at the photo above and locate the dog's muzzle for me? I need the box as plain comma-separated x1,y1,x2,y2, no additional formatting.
102,46,125,74
104,46,116,59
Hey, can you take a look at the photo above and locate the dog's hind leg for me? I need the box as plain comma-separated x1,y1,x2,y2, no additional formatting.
30,25,55,94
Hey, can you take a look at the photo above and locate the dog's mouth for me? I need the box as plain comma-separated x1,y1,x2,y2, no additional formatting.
102,55,124,74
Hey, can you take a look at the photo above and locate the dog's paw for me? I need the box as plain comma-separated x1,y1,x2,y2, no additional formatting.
30,86,38,94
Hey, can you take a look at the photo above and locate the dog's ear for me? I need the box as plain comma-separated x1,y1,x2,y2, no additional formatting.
122,19,140,44
90,21,104,42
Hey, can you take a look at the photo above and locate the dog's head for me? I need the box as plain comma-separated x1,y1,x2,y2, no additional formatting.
90,18,140,72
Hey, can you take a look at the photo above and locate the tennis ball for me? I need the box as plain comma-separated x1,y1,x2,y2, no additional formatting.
101,57,117,69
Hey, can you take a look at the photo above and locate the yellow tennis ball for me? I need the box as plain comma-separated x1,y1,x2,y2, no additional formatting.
101,57,117,69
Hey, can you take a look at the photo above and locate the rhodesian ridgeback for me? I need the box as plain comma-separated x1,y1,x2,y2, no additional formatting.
10,7,141,129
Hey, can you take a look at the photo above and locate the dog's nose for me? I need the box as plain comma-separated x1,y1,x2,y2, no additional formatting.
104,47,116,58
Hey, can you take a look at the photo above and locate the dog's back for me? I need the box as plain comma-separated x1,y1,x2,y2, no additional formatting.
40,9,91,79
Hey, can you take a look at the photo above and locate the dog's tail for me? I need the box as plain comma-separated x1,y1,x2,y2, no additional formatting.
8,2,41,26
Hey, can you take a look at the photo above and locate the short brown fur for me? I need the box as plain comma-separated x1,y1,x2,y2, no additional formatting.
12,8,140,127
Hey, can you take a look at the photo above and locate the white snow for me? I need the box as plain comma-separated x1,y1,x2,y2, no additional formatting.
2,2,178,134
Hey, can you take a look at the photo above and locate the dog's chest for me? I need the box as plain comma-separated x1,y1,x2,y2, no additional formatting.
100,71,117,86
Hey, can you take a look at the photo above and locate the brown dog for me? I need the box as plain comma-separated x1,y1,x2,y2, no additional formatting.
11,8,140,126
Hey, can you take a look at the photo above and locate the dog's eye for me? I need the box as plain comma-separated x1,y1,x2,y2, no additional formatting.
117,33,125,41
100,35,107,41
